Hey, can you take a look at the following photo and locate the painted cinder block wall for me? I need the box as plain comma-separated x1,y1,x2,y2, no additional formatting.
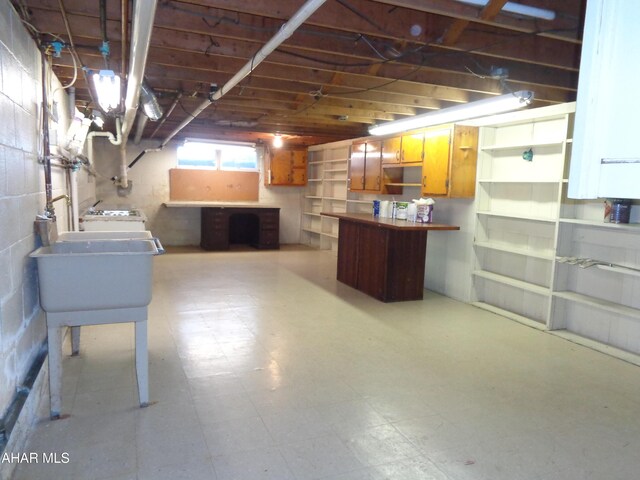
0,0,95,428
0,0,48,419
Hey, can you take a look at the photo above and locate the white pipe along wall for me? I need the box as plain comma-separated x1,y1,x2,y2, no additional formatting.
118,0,158,188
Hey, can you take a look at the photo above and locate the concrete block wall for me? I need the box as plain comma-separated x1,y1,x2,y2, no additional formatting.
0,0,46,418
93,140,303,246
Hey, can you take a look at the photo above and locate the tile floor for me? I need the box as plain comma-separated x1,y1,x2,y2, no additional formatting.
13,245,640,480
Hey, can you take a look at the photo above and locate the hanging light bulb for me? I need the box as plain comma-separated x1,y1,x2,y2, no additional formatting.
92,70,121,112
273,134,283,148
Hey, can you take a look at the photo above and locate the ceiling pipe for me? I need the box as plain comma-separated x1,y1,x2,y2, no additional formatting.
158,0,327,149
121,0,129,108
118,0,157,188
133,111,149,145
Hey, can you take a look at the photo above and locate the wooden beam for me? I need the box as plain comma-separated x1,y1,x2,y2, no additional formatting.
441,0,509,46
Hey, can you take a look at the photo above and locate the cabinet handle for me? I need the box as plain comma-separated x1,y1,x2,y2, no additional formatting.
422,175,427,187
376,176,380,189
361,175,365,187
396,150,400,161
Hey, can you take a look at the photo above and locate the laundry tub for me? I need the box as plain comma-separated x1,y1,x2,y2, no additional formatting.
30,239,160,418
57,230,153,242
80,209,147,231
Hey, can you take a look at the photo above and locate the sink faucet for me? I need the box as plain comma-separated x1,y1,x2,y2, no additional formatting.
45,194,71,220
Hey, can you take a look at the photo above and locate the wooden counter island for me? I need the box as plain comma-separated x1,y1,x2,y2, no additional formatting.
322,213,459,302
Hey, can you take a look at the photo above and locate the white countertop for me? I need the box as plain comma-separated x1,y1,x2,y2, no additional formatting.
164,201,279,209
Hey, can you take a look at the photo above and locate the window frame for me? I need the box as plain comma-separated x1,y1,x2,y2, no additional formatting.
176,139,259,172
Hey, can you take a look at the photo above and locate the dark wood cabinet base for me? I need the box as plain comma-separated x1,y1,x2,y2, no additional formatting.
328,213,459,302
201,207,280,251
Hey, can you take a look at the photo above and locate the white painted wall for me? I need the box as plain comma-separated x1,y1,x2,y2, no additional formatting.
92,140,303,246
424,198,476,302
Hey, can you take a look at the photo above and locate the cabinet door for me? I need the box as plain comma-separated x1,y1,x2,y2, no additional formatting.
422,130,451,196
337,220,360,286
356,225,388,301
448,125,478,198
268,150,307,185
290,149,307,186
269,150,292,185
364,141,382,192
381,136,402,164
349,142,366,191
401,133,424,164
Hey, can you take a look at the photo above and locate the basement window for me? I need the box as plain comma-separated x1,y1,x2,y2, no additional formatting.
177,140,258,171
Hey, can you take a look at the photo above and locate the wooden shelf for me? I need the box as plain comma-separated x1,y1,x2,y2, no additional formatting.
324,178,346,182
472,302,547,330
305,195,322,199
480,141,565,152
307,178,322,182
559,218,640,230
474,241,555,260
321,231,339,239
385,183,421,187
303,212,322,217
324,159,348,164
477,211,557,223
325,168,348,173
553,291,640,320
473,270,550,296
477,179,561,184
382,163,422,169
346,199,373,204
324,197,346,202
302,227,322,235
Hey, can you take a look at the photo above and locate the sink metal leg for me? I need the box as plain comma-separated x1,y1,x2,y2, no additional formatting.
47,326,63,419
135,321,149,407
70,326,81,356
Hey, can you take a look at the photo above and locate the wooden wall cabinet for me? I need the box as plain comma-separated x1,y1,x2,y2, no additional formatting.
421,125,478,198
348,140,389,193
381,133,424,165
266,148,307,186
376,125,478,198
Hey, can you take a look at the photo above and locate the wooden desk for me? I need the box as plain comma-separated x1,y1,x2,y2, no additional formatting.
322,213,459,302
201,207,280,251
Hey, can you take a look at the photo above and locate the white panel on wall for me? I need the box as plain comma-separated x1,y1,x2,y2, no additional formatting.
568,0,640,199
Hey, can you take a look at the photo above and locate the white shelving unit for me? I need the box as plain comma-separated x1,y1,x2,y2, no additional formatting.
472,102,640,361
552,189,640,359
302,141,352,251
471,103,574,329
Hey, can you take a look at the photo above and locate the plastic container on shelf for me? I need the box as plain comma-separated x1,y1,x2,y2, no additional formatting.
610,199,632,224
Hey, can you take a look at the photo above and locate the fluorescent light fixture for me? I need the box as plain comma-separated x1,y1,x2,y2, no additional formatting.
92,70,121,112
455,0,555,21
369,91,534,136
273,134,283,148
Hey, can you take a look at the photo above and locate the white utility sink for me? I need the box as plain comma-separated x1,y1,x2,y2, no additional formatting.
56,230,153,242
30,239,161,418
31,240,158,312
